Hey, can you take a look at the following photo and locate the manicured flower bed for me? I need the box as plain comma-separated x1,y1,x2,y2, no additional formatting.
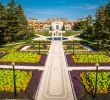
33,40,51,44
64,45,87,50
0,45,23,52
0,52,41,63
66,52,110,66
27,44,49,50
0,69,42,99
70,70,110,100
63,40,81,45
72,52,110,63
80,72,110,94
0,53,47,66
0,70,32,92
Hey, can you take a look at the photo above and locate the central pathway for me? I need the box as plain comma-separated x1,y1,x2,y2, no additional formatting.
35,41,74,100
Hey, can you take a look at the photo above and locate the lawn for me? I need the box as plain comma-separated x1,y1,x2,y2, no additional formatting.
63,31,81,36
0,52,41,63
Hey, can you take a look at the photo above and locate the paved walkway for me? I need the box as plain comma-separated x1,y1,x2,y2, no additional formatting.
35,41,74,100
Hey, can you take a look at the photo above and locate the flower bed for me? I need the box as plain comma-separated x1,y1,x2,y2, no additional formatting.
66,52,110,66
63,40,81,45
0,53,47,66
80,72,110,94
27,44,49,50
33,40,51,44
64,45,87,50
0,45,23,52
70,70,110,100
0,52,41,63
0,70,32,92
72,52,110,63
0,69,42,99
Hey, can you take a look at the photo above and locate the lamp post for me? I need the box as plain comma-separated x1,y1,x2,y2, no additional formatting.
38,39,40,54
12,62,17,98
94,63,99,99
73,40,75,55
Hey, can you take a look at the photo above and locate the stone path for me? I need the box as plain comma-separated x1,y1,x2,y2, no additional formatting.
35,41,74,100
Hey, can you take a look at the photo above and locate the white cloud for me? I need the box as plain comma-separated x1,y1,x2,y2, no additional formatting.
70,4,98,10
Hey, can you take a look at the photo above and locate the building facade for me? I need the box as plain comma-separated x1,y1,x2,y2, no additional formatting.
28,18,75,31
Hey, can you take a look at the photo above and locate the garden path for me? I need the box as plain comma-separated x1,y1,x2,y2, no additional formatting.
35,41,75,100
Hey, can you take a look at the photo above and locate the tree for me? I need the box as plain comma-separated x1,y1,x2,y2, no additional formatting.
94,6,106,41
105,1,110,41
17,5,28,31
0,3,7,45
5,0,19,42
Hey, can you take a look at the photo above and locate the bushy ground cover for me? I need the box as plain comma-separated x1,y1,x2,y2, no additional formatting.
32,40,51,44
72,52,110,63
0,45,22,52
0,69,42,99
0,52,41,63
80,72,110,94
64,45,87,50
27,44,50,50
0,70,32,92
63,40,81,45
70,70,110,100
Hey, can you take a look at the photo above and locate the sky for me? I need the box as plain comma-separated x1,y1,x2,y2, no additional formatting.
1,0,108,20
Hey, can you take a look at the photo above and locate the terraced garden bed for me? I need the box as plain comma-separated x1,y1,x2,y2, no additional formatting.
0,69,42,99
70,70,110,100
66,52,110,66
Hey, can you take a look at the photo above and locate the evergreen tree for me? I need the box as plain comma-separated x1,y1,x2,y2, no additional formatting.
5,0,19,42
0,3,7,45
94,6,106,41
105,1,110,41
17,4,28,31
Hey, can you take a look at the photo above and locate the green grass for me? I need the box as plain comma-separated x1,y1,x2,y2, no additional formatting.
36,31,52,36
0,70,32,92
63,31,81,36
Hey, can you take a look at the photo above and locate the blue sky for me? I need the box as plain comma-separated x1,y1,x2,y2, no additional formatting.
1,0,108,20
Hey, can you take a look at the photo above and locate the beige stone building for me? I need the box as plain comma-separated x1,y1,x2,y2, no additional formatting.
28,18,75,31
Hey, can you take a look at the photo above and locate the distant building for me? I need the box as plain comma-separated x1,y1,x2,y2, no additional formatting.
28,18,75,31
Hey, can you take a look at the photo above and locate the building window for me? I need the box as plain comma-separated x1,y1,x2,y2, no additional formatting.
56,25,59,29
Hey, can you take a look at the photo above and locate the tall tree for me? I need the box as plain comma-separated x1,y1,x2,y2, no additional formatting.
0,3,7,45
17,4,28,31
94,6,106,41
5,0,19,42
105,1,110,41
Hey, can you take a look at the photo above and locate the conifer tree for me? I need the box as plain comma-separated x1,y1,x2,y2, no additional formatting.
5,0,19,42
0,3,7,45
